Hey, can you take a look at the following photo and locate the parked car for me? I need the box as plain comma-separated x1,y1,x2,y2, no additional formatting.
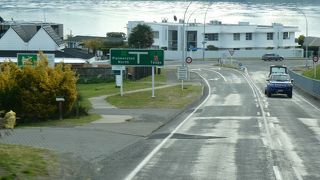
262,53,284,61
265,73,293,98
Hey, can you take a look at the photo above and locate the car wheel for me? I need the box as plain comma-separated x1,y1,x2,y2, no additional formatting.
279,58,284,61
267,92,272,97
287,91,292,98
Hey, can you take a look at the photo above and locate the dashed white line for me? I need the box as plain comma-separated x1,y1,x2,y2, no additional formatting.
273,166,283,180
257,112,261,116
266,112,271,117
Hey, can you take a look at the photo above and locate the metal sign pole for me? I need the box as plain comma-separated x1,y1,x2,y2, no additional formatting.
120,69,124,96
152,66,155,98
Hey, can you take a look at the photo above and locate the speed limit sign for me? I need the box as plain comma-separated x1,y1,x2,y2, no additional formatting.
185,56,192,64
313,56,319,63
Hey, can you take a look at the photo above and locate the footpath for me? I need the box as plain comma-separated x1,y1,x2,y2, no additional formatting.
0,69,203,178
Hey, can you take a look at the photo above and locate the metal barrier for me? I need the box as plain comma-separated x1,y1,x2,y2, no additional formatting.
288,70,320,98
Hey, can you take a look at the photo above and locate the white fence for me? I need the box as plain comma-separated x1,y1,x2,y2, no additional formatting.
165,48,303,60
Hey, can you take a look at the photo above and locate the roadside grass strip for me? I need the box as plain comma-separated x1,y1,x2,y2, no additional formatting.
106,85,202,109
0,144,57,180
77,69,167,109
17,114,101,128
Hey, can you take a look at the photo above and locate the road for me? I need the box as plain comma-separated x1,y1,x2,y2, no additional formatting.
98,59,320,180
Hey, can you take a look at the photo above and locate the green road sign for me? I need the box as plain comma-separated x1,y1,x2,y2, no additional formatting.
17,53,38,67
110,49,164,66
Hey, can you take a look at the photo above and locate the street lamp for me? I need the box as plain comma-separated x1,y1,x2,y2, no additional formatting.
182,1,193,66
296,7,309,67
203,2,213,61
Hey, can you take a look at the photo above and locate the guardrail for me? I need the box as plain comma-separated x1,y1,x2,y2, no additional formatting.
288,69,320,99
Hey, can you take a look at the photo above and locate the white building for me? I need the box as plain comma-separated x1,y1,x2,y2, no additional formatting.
0,21,64,51
127,20,303,60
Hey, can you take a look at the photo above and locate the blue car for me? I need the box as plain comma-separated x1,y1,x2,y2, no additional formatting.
265,74,293,98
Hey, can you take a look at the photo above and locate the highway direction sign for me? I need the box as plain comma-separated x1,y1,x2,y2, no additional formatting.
110,49,164,66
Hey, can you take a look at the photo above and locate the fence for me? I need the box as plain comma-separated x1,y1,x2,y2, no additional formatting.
288,70,320,99
74,67,114,83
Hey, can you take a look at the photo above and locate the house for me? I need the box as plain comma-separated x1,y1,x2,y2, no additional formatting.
127,20,303,60
0,20,64,51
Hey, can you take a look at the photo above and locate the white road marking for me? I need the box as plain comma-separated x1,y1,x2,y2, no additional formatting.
205,68,227,82
277,138,282,147
257,112,261,116
192,116,259,120
124,71,211,180
273,166,283,180
266,112,271,117
295,93,320,111
293,167,304,180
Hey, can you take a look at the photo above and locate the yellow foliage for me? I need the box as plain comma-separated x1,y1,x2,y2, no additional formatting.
4,110,16,129
0,52,78,120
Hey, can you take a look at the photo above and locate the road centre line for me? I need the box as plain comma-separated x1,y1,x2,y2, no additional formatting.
124,70,211,180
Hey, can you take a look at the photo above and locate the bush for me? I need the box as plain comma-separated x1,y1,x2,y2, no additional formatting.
0,52,78,121
4,110,16,129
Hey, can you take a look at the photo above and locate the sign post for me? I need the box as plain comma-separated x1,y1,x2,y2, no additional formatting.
313,55,318,78
228,49,235,65
177,66,189,90
110,49,164,97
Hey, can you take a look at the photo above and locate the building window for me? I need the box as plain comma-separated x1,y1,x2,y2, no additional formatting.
267,32,273,40
187,31,197,50
153,31,159,39
233,33,240,41
205,33,219,41
246,33,252,40
283,32,290,39
168,30,178,51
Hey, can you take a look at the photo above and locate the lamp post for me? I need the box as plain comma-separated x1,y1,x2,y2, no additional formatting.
296,7,309,67
182,1,193,66
203,2,213,61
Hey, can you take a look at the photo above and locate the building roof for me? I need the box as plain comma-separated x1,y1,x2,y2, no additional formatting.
66,35,105,42
11,25,33,42
304,36,320,46
42,26,64,46
0,49,95,60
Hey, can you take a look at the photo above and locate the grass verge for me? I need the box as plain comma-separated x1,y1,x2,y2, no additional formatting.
302,64,320,80
0,144,57,180
77,69,167,109
17,113,101,127
106,85,202,109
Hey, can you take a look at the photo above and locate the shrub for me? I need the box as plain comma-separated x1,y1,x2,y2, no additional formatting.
4,110,16,129
0,52,78,121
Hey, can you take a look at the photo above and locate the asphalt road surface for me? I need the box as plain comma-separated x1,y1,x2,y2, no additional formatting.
99,59,320,180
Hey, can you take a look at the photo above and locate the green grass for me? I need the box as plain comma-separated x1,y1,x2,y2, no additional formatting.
17,113,101,127
77,69,167,108
302,64,320,80
106,85,202,109
0,144,57,180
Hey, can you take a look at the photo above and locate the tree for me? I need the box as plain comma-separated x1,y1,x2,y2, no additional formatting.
83,39,104,54
0,52,78,121
128,24,154,48
296,35,305,47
